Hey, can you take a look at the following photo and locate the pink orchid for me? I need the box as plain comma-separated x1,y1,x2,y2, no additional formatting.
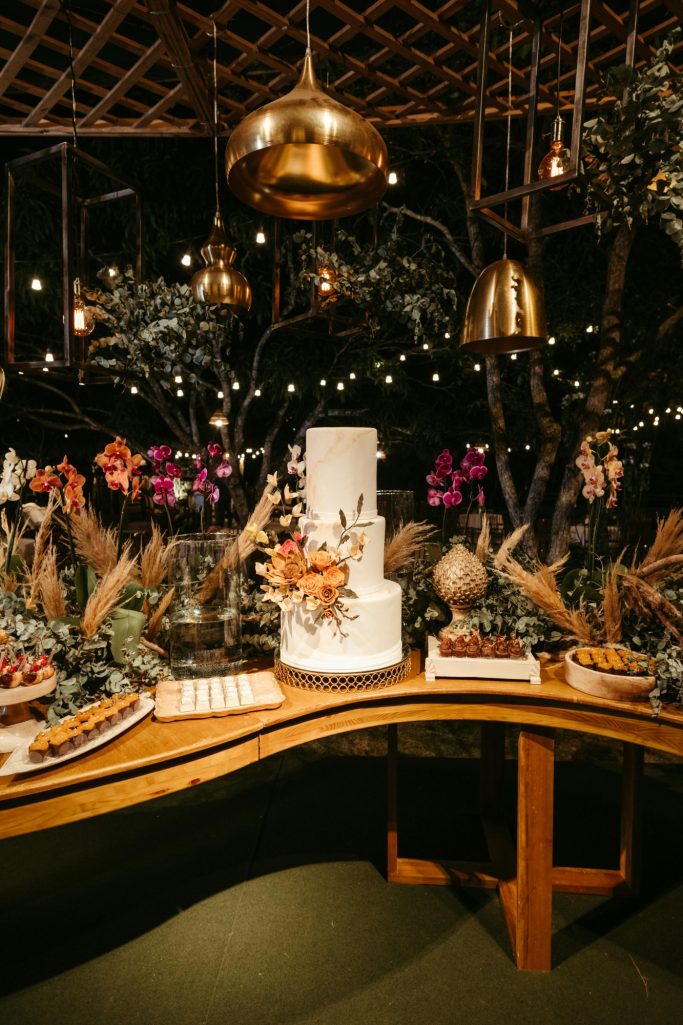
468,464,488,481
427,487,443,507
148,445,172,464
165,462,182,478
476,486,486,507
214,460,233,479
207,442,222,458
151,476,176,507
442,488,463,507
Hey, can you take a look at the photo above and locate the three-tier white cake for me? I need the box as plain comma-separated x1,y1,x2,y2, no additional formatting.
279,427,403,673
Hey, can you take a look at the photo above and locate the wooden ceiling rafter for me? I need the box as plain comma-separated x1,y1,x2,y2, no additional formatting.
0,1,679,136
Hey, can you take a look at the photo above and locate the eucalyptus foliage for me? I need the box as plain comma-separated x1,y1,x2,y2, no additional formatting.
584,33,683,255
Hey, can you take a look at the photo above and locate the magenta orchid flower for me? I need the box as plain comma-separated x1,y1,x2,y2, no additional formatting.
151,476,176,507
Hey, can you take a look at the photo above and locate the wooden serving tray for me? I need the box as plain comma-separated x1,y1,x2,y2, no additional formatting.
154,670,285,722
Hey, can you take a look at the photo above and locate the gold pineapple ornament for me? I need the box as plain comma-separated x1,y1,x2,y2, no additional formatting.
432,543,488,639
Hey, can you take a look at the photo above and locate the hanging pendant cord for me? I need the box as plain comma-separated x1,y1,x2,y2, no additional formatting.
503,27,513,260
213,20,220,216
62,0,78,149
305,0,311,55
556,9,564,118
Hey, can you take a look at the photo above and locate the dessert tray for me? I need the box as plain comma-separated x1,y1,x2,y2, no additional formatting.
564,646,655,701
0,693,154,776
154,671,285,721
0,669,57,705
425,636,542,685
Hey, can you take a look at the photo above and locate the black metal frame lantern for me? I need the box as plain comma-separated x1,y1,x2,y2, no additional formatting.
4,141,142,372
470,0,597,242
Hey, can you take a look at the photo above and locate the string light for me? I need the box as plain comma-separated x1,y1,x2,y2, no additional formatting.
387,171,398,185
553,369,560,376
45,349,54,363
337,382,344,391
574,380,580,388
31,277,42,291
232,381,240,390
176,388,184,397
474,363,481,372
422,342,429,350
217,390,224,399
385,374,393,383
130,385,138,394
320,379,327,386
612,399,618,404
255,229,266,245
287,383,295,392
444,331,451,339
432,372,440,382
107,267,116,278
42,366,49,372
648,408,654,415
399,354,406,362
548,336,556,345
586,325,594,333
349,372,356,380
525,444,531,450
510,353,517,360
174,374,183,383
255,388,261,397
181,253,192,267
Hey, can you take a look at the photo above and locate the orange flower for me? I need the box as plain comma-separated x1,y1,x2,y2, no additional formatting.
322,565,346,589
29,469,62,494
308,549,336,572
267,549,307,590
63,475,86,515
95,436,144,497
300,572,322,597
318,582,339,606
57,455,79,480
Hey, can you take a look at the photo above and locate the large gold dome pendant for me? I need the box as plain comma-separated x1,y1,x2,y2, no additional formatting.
225,51,388,220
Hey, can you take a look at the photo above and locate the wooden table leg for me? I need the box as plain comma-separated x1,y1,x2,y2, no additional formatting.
387,723,399,881
620,742,643,896
515,726,555,971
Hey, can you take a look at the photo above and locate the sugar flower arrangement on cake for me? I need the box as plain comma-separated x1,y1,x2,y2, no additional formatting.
249,446,370,633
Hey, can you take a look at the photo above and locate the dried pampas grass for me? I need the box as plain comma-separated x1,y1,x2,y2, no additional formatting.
69,506,118,577
140,522,176,589
495,526,595,644
383,521,435,576
475,514,490,566
602,560,623,644
145,585,175,641
81,548,137,638
637,508,683,576
38,545,66,620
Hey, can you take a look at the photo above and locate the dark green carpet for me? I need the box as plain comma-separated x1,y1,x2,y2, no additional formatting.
1,727,681,1025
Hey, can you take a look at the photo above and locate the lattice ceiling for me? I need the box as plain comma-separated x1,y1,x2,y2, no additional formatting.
0,0,680,136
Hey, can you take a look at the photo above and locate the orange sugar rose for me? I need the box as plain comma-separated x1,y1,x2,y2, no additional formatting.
308,549,336,572
321,565,346,589
317,583,339,606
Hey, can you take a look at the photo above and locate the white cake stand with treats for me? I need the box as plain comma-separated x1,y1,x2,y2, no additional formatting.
0,670,58,752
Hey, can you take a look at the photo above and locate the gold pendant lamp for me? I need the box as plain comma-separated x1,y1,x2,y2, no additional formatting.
225,3,388,220
461,28,547,356
460,259,547,354
192,21,251,314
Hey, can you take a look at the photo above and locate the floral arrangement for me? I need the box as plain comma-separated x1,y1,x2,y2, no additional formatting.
148,442,232,531
249,446,368,632
426,446,488,545
573,428,624,581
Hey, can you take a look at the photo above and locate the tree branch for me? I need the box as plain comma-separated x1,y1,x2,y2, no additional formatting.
383,202,478,277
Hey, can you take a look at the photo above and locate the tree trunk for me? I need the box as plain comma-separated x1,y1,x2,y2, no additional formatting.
548,223,635,562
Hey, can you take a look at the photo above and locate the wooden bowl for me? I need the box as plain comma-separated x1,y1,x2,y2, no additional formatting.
564,648,655,702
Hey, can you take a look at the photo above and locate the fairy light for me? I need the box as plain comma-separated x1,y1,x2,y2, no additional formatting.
217,390,224,399
232,381,240,390
638,420,644,427
176,388,184,397
553,369,560,376
586,325,594,333
432,372,440,382
45,348,54,363
648,408,654,415
287,383,295,392
574,380,580,388
320,379,327,387
255,388,261,397
474,363,481,372
510,353,517,360
548,336,556,345
130,385,138,394
525,444,531,450
337,381,344,391
399,354,406,362
174,374,183,383
31,277,43,291
387,171,398,185
385,374,393,384
422,342,429,350
676,414,682,421
612,399,618,404
349,372,356,380
108,267,116,278
181,253,192,267
444,331,451,339
43,367,49,372
255,229,266,245
665,407,671,413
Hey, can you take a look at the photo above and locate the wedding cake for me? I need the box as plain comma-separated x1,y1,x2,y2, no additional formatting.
279,427,403,673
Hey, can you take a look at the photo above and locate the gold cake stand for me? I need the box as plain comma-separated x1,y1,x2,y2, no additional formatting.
274,650,413,693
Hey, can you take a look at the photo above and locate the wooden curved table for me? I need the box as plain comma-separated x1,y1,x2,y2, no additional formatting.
1,651,682,971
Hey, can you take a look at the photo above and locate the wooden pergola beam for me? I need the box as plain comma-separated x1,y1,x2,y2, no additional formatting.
0,0,60,101
22,0,138,127
144,0,212,134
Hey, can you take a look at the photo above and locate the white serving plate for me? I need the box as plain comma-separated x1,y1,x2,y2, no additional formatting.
564,647,655,702
0,670,57,705
425,635,542,684
0,694,154,776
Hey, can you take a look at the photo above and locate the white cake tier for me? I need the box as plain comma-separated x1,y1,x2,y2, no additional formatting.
305,427,378,518
301,513,385,596
280,579,403,673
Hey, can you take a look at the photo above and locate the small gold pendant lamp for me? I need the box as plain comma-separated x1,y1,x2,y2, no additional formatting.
460,259,547,355
225,49,388,220
191,212,252,313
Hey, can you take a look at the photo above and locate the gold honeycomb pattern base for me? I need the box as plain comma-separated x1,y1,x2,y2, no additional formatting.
274,650,413,692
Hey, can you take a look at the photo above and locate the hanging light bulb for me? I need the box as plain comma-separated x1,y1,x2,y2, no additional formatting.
255,227,266,244
45,348,54,363
316,265,337,302
538,115,571,186
461,259,547,355
538,17,570,188
72,277,94,337
209,410,228,428
225,6,387,219
192,22,251,314
31,277,43,291
181,253,192,267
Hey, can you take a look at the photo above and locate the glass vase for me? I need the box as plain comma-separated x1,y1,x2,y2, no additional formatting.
168,532,241,679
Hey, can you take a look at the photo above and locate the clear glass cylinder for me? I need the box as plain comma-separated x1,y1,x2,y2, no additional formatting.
377,490,415,537
168,532,241,679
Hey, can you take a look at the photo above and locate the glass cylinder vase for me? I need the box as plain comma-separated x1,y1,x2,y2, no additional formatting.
168,532,241,679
